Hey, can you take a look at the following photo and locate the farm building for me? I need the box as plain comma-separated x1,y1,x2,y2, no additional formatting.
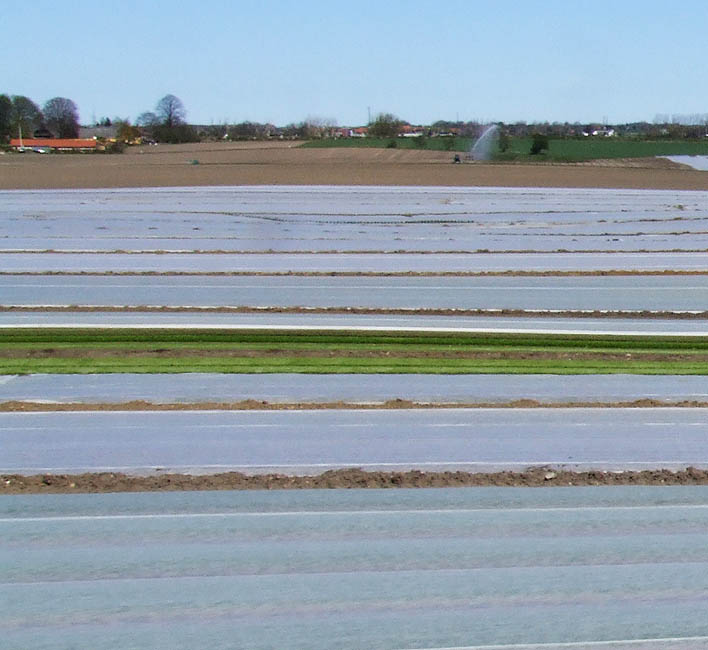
10,138,97,152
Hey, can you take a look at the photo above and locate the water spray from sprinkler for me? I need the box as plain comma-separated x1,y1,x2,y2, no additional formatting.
470,124,500,161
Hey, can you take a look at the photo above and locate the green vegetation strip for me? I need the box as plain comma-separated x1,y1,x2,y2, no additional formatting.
2,328,707,375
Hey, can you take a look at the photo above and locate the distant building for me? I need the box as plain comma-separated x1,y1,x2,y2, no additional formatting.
79,125,118,140
399,124,424,137
33,127,54,139
582,126,616,137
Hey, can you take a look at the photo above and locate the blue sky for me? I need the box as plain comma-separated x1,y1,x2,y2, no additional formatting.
4,0,707,127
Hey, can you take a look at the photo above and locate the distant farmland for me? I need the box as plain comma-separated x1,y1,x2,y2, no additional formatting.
305,136,708,161
499,137,708,162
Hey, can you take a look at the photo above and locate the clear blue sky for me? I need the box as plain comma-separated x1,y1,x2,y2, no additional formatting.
5,0,707,127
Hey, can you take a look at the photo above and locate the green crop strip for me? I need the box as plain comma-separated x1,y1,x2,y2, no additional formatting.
1,328,707,375
5,328,708,349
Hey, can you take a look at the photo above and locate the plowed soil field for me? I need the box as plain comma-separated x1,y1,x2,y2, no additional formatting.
2,141,707,190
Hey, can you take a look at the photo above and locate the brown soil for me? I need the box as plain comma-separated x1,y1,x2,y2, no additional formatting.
3,270,708,278
3,305,708,320
2,398,707,413
9,249,708,255
1,142,707,190
5,466,708,494
3,347,706,363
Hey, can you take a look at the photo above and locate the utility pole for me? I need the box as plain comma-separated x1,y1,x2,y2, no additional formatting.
367,106,371,125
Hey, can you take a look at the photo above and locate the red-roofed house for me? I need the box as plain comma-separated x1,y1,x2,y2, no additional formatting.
10,138,97,152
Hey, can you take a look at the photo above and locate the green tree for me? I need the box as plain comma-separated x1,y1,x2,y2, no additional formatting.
114,119,141,143
43,97,80,138
10,95,43,137
151,122,198,143
530,133,549,155
0,94,12,141
368,112,403,138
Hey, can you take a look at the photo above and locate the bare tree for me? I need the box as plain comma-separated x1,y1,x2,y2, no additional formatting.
147,95,197,143
302,115,338,139
155,94,186,128
43,97,80,138
136,111,158,127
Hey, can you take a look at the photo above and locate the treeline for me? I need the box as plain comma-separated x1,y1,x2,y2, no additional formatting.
198,119,708,142
3,91,707,146
376,116,708,140
0,95,80,140
129,94,199,144
0,93,202,145
498,120,708,139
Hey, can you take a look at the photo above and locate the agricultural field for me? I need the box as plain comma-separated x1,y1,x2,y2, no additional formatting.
2,185,708,489
303,136,474,151
305,135,708,161
3,140,708,189
498,136,708,162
